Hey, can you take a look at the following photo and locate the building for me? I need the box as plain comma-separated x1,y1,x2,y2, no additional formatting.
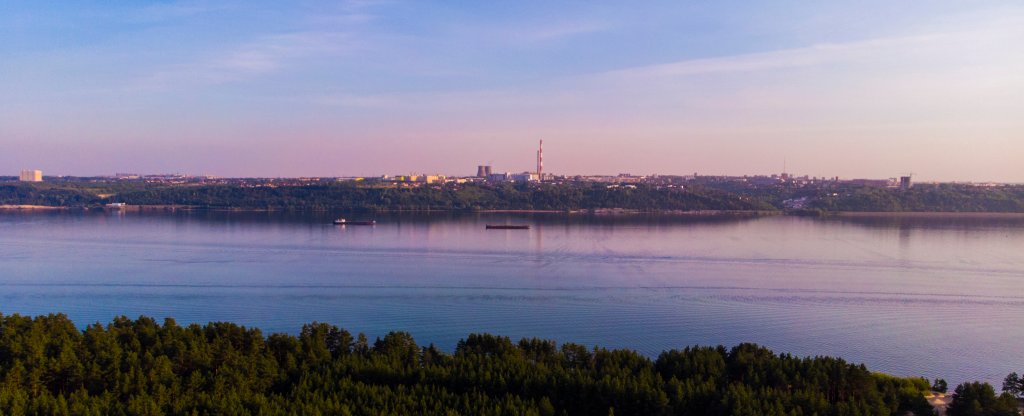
510,172,540,182
487,172,510,182
19,170,42,182
900,176,913,189
391,174,445,184
421,175,444,184
847,178,895,188
476,165,492,178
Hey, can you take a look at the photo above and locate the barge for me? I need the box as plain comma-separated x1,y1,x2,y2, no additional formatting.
485,225,530,230
334,218,376,225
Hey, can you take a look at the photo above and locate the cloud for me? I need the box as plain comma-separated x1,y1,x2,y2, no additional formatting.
599,34,944,81
449,17,612,47
300,19,1024,144
308,93,400,108
305,31,915,112
304,0,392,25
598,7,1024,83
127,2,230,23
128,0,391,91
136,31,357,90
513,20,613,43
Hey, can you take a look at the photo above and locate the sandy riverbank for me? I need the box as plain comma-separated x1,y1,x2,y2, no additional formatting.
475,209,573,213
586,208,779,216
0,205,66,210
925,392,951,416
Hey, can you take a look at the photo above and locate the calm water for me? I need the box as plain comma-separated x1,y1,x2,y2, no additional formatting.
1,211,1022,386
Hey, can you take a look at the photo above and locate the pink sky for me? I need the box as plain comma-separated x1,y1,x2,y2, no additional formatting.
2,2,1022,182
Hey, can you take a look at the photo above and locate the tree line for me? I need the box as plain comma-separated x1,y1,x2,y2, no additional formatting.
804,184,1024,213
3,181,1023,213
0,313,962,415
0,182,774,212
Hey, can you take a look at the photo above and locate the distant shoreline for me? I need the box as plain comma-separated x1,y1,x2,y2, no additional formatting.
0,206,784,216
474,209,571,213
3,205,1024,218
5,180,1023,215
476,209,778,216
832,211,1024,218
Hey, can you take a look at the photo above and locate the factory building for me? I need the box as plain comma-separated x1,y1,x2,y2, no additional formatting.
19,170,42,182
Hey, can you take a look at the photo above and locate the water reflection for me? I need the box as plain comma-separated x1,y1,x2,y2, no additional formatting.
826,213,1024,231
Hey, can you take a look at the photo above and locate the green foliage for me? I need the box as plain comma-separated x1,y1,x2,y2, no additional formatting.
947,381,1020,416
0,181,775,211
0,183,102,207
5,180,1023,212
0,313,937,415
809,184,1024,212
1003,372,1022,398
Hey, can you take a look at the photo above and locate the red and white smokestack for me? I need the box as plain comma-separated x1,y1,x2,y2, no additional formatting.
537,140,543,176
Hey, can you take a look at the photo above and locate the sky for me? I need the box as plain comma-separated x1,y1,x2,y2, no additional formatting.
1,1,1022,182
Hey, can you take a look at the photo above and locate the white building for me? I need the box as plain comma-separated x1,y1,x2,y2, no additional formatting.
19,170,42,182
510,172,540,182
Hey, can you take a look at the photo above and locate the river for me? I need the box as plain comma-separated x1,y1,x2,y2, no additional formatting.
1,210,1021,387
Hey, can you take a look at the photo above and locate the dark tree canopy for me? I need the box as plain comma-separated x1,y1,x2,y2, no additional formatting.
4,180,1024,213
0,182,774,212
946,381,1019,416
1003,372,1022,398
0,313,939,415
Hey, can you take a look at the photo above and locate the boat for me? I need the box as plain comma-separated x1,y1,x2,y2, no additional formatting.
333,218,376,225
485,224,530,230
104,202,127,209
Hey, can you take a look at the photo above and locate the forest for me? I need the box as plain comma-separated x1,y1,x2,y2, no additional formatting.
2,180,1023,213
0,182,773,212
0,313,975,416
805,184,1024,213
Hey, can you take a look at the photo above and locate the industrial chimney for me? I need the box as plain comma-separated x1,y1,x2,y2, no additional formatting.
536,140,543,179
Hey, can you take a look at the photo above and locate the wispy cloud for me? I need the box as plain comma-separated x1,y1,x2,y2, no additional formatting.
451,18,613,47
303,32,940,110
308,93,400,108
599,34,945,80
128,0,391,91
127,2,230,23
599,8,1024,82
137,31,357,90
514,20,613,43
304,0,391,26
304,20,1024,123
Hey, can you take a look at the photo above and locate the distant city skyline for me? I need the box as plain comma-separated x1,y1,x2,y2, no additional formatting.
2,1,1022,182
9,167,1016,185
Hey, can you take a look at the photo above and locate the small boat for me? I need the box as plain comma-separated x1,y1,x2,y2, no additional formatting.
104,202,127,209
333,218,376,225
485,224,530,230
